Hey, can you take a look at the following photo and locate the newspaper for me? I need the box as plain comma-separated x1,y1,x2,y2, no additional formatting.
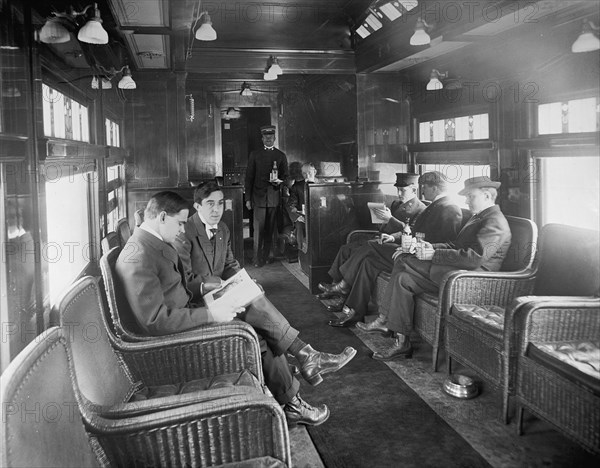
367,202,386,224
203,268,263,314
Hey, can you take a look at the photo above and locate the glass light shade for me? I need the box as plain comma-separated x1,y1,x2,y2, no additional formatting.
571,32,600,53
78,19,108,44
241,88,252,96
40,18,70,44
426,77,443,91
195,14,217,41
269,62,283,75
410,29,430,46
101,78,112,89
118,75,136,89
263,71,277,81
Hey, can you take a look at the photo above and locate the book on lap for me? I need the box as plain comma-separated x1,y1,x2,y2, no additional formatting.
204,268,263,314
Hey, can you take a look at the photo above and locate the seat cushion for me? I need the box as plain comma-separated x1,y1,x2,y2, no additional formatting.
131,369,259,401
527,340,600,395
451,304,506,339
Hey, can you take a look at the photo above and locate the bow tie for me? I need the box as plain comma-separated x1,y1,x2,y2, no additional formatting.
264,146,274,151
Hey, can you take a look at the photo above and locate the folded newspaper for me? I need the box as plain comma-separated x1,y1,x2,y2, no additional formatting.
367,202,386,224
203,268,263,313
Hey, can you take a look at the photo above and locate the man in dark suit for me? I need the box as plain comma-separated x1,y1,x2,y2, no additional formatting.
318,173,426,298
150,185,355,426
360,176,512,360
286,162,317,253
245,125,288,267
325,171,463,327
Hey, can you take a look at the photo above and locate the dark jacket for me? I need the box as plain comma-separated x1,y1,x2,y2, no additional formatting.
287,179,307,223
173,214,241,300
115,228,210,336
245,147,289,208
409,196,463,244
383,196,426,235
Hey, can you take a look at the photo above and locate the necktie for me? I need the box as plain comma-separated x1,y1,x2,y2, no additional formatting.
210,228,217,245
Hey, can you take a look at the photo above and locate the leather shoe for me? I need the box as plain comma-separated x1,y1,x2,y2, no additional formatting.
316,291,342,300
283,394,330,426
372,334,413,361
252,258,263,268
295,344,357,385
328,306,357,327
355,315,392,336
265,257,275,264
317,281,349,296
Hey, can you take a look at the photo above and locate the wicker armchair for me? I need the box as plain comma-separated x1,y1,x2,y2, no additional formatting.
57,276,291,467
100,231,119,256
1,326,291,468
513,296,600,454
116,217,131,246
444,223,599,423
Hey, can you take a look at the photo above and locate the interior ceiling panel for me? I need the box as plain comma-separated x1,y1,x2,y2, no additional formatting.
110,0,170,27
124,34,169,69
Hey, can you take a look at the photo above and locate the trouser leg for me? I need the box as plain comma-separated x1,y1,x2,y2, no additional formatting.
262,206,278,261
260,336,300,405
345,254,394,319
327,241,365,281
253,207,267,262
242,294,299,356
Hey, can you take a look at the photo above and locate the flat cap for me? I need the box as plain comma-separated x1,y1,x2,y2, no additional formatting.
394,172,419,187
260,125,276,134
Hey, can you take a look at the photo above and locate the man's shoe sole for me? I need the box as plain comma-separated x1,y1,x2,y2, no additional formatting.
371,349,413,361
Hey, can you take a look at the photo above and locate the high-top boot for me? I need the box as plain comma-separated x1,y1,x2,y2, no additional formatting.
372,333,413,361
283,393,330,426
355,315,392,336
295,344,357,385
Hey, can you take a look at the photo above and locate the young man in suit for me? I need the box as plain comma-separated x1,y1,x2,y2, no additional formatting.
318,173,426,299
158,185,356,425
325,171,463,327
245,125,288,267
285,162,317,252
362,176,512,360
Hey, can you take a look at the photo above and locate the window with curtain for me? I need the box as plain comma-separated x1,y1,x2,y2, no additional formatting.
105,118,121,147
106,163,126,233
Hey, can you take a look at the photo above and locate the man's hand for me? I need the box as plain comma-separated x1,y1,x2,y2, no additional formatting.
416,241,435,261
380,233,395,243
209,303,243,322
201,277,222,295
297,215,305,223
392,246,404,261
372,206,392,223
245,200,252,210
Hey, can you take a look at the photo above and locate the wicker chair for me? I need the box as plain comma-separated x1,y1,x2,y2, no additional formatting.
57,276,291,467
444,223,599,423
513,296,600,454
116,217,131,246
100,231,119,256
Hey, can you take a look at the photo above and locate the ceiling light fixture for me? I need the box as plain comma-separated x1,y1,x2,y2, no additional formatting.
410,17,432,46
91,76,112,89
94,65,136,90
264,56,281,80
39,3,108,45
240,82,253,96
195,11,217,41
571,20,600,53
426,69,447,90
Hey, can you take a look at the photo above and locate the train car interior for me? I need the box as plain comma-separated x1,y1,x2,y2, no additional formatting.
1,0,599,466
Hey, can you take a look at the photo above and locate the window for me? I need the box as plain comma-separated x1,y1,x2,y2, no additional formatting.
44,164,96,303
105,118,121,147
419,163,491,208
419,113,489,143
536,156,599,231
42,84,89,142
538,97,599,135
106,163,126,233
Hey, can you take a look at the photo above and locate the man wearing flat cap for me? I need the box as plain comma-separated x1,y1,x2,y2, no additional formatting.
245,125,289,267
322,171,463,327
365,176,512,360
318,173,425,300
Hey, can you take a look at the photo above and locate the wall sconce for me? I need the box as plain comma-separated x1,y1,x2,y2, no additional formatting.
410,18,432,46
263,56,282,81
195,11,217,41
426,69,447,90
95,65,136,89
39,3,108,45
91,76,112,89
572,20,600,53
240,82,253,97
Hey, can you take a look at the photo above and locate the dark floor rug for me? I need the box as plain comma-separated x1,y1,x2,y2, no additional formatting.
248,261,491,468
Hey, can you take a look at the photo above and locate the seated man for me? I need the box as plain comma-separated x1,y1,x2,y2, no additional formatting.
117,188,355,427
318,172,426,297
285,162,317,254
324,171,463,327
358,176,512,360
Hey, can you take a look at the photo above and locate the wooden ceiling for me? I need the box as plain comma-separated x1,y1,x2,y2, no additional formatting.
31,0,599,85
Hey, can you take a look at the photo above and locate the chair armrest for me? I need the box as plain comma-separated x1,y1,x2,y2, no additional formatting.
442,269,536,313
346,229,379,244
84,393,291,467
108,322,263,386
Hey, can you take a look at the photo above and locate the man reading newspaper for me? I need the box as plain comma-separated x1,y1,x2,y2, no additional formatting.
169,183,356,425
